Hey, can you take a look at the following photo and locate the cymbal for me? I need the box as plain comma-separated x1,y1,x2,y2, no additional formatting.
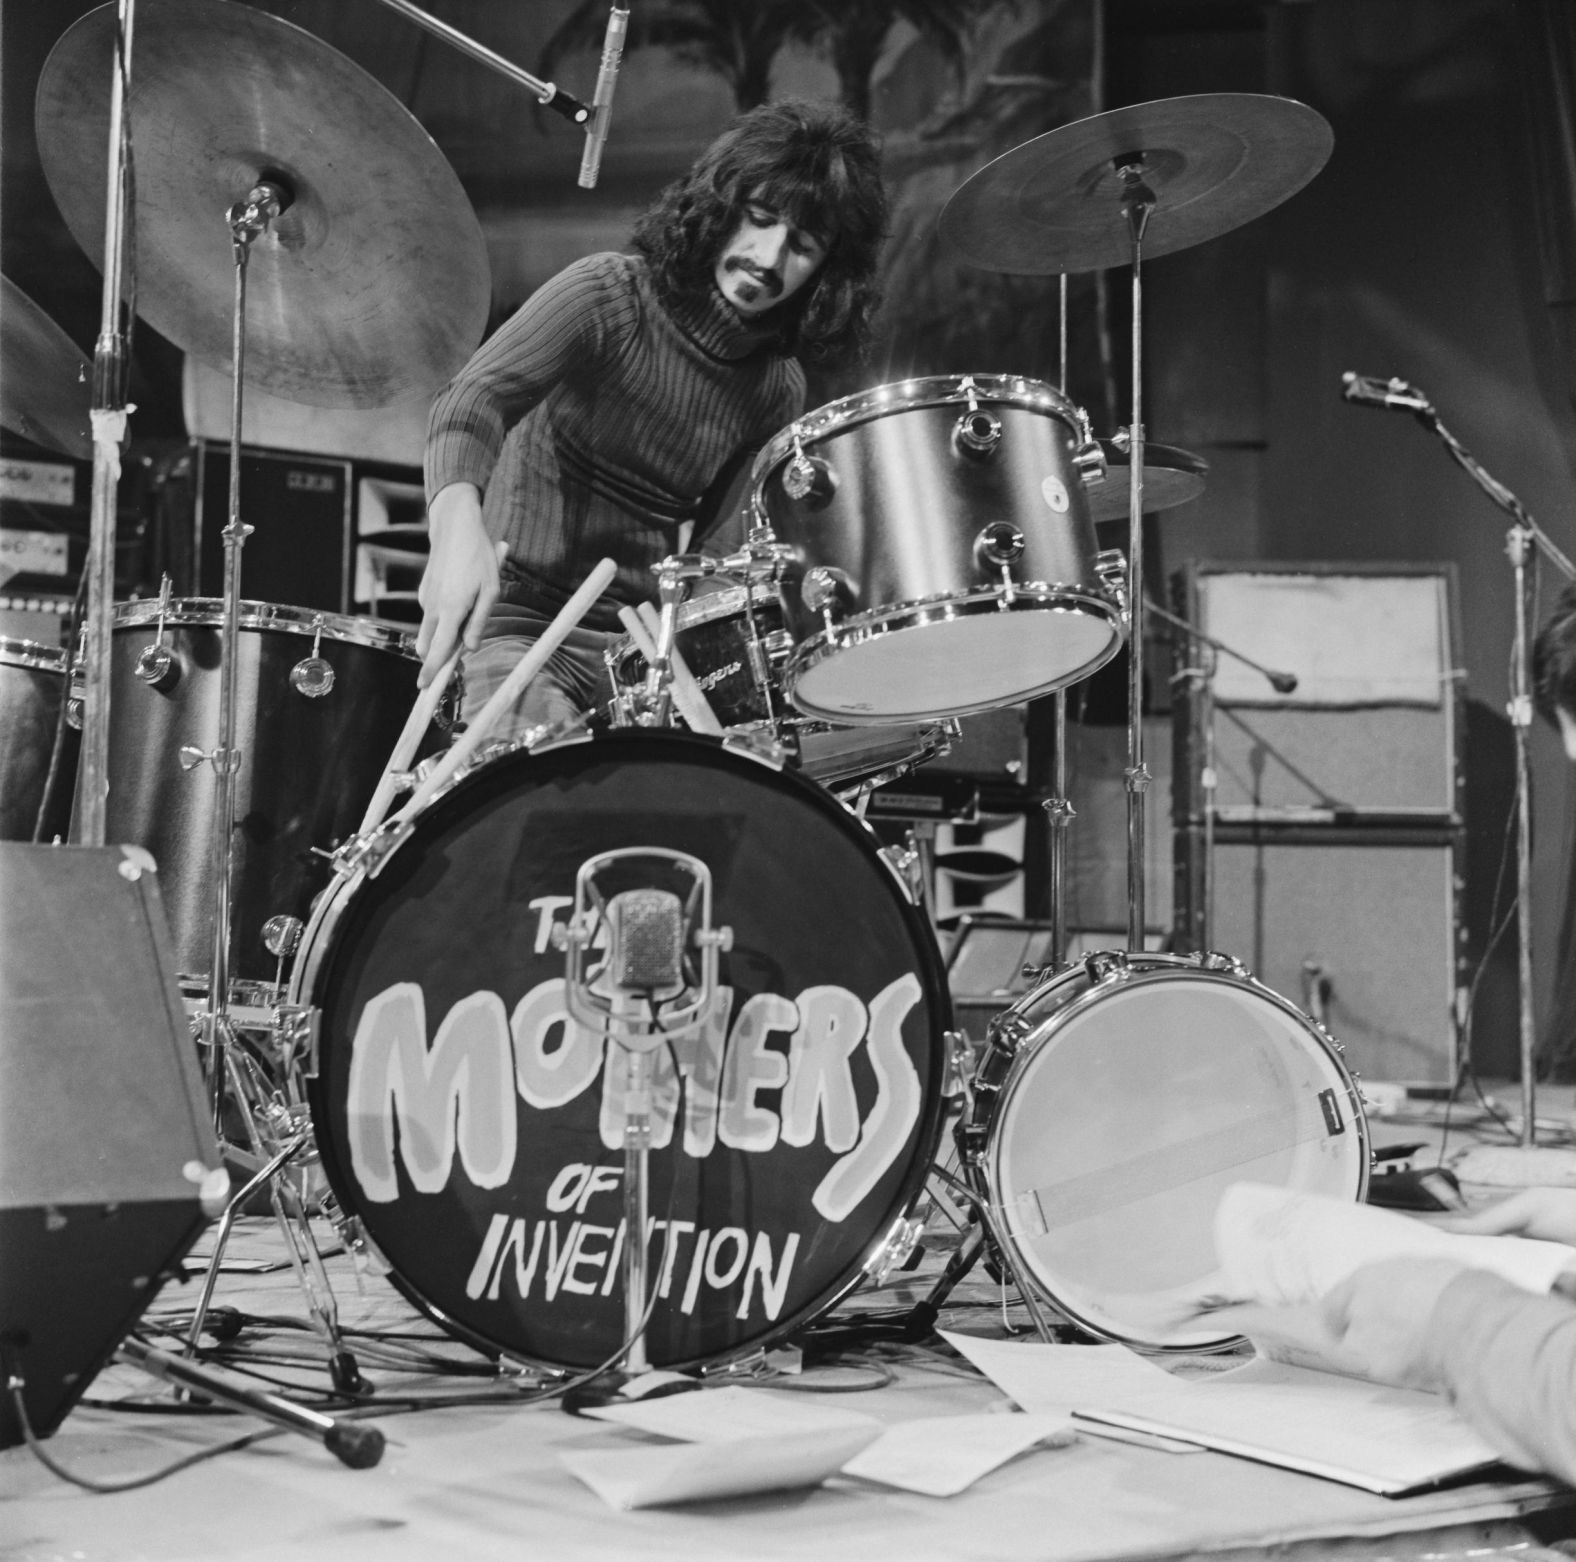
0,278,93,459
939,93,1333,275
35,0,490,410
1085,439,1208,522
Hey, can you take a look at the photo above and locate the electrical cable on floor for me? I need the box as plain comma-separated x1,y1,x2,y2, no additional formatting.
5,1341,286,1494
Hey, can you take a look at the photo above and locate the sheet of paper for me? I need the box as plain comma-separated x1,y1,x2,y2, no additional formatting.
841,1413,1074,1496
1074,1357,1503,1497
582,1383,881,1443
561,1426,880,1511
939,1330,1182,1417
1215,1182,1576,1306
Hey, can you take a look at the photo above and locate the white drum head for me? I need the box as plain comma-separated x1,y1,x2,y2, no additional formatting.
984,967,1366,1350
790,606,1118,723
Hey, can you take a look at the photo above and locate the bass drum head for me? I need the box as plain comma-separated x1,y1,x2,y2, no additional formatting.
300,729,950,1372
982,958,1368,1351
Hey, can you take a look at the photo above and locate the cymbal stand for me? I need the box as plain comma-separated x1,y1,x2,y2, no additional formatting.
1116,159,1154,953
1043,273,1075,969
77,0,137,848
182,179,291,1127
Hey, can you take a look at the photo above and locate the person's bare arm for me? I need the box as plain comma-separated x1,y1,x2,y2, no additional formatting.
415,482,505,687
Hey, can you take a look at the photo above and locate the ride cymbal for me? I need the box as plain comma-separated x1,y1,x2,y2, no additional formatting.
939,93,1333,275
0,278,92,459
36,0,490,409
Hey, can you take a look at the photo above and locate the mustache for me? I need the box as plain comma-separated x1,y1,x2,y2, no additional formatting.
724,258,783,296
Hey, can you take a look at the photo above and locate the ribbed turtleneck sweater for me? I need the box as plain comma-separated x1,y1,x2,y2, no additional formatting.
424,252,806,631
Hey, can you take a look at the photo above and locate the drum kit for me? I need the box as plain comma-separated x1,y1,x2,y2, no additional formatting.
4,0,1372,1387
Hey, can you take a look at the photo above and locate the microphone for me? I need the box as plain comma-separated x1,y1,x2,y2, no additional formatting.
558,847,732,1044
604,889,685,999
1341,371,1432,414
578,4,630,190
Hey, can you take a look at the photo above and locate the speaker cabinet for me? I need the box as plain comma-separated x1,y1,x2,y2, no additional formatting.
1207,832,1462,1086
1172,562,1462,823
0,844,223,1447
194,442,354,613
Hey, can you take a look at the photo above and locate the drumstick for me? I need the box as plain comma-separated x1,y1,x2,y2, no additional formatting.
621,603,724,736
358,646,462,836
392,557,617,823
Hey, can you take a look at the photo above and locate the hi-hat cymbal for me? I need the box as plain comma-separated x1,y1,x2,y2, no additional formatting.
0,278,93,459
36,0,490,410
1086,439,1208,522
940,93,1333,275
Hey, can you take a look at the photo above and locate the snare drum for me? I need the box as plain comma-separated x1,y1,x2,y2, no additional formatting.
84,599,444,994
752,375,1126,724
958,950,1369,1352
609,582,790,729
0,637,77,841
608,584,953,797
292,728,951,1371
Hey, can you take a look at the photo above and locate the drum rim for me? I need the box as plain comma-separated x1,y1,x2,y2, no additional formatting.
967,952,1370,1353
291,725,955,1374
0,635,69,670
801,722,955,793
785,588,1127,723
108,597,417,654
751,373,1080,486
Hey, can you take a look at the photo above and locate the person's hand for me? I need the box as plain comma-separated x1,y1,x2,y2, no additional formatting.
1431,1188,1576,1248
415,483,505,688
1318,1257,1471,1392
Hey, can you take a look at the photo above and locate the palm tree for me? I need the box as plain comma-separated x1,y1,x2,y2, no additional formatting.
538,0,1014,117
795,0,1012,122
537,0,803,113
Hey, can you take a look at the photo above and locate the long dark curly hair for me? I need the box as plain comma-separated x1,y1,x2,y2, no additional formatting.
631,99,889,366
1535,582,1576,727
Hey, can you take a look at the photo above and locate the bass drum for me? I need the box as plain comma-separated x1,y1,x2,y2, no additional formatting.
293,728,952,1372
959,951,1369,1352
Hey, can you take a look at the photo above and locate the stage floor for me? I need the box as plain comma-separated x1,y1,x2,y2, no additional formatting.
6,1085,1576,1562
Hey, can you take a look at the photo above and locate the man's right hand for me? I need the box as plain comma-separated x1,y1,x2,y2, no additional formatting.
1433,1188,1576,1248
415,482,506,688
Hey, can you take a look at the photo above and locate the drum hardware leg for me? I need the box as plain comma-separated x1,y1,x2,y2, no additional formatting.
973,1200,1066,1346
268,1158,367,1396
182,1128,310,1360
639,561,689,729
114,1337,384,1469
1042,690,1075,969
628,600,723,735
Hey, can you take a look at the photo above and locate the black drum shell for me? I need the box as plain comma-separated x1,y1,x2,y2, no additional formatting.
0,637,78,842
293,728,952,1371
79,600,442,990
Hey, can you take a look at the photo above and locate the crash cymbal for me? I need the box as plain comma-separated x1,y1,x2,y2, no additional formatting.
0,278,93,459
36,0,489,410
1085,439,1208,522
940,93,1333,275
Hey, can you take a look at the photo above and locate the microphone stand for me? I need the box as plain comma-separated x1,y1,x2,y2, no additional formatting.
1145,596,1298,954
1394,389,1576,1172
